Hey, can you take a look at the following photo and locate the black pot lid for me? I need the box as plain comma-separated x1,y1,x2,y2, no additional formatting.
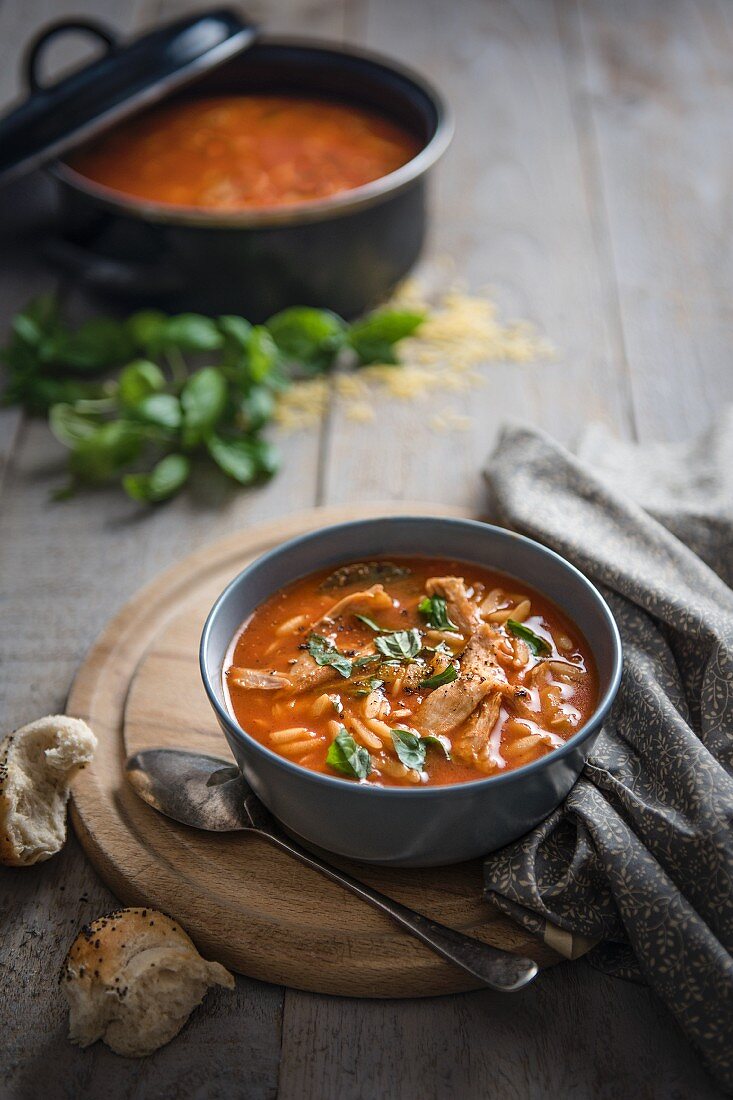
0,8,259,186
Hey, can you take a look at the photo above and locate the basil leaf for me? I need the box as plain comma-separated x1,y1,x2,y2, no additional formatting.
135,393,182,431
307,634,353,679
353,653,381,669
49,403,102,447
354,613,383,632
349,677,385,698
181,367,228,446
68,421,143,483
10,294,58,347
390,728,426,771
123,454,190,503
206,433,257,484
319,561,412,591
218,315,253,350
247,436,280,478
375,629,422,661
325,727,371,779
55,317,132,371
238,386,275,431
163,313,223,352
267,307,346,371
418,594,458,632
4,374,100,416
247,326,278,382
118,360,166,407
422,734,452,760
126,310,169,353
506,619,552,656
348,309,425,365
420,664,458,689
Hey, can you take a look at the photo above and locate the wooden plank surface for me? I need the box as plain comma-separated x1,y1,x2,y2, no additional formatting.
0,0,728,1096
566,0,733,441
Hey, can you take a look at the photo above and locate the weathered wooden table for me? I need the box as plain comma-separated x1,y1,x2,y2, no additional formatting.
1,1,730,1096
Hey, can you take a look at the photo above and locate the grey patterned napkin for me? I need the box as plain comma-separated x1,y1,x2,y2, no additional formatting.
482,413,733,1090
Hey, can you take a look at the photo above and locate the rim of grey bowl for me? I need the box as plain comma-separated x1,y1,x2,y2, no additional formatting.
200,516,623,798
50,36,454,230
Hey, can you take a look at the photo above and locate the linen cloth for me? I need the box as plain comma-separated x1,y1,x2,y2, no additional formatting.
482,412,733,1090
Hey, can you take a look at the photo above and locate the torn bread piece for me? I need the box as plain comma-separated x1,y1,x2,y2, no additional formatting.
63,908,235,1057
0,715,97,866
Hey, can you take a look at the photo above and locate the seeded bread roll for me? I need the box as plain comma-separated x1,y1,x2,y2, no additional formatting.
62,907,235,1057
0,715,97,866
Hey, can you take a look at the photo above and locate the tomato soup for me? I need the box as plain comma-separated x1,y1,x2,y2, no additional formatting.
224,557,599,788
67,94,421,210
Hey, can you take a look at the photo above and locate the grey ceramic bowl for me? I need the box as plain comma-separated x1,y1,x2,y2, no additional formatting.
200,516,622,867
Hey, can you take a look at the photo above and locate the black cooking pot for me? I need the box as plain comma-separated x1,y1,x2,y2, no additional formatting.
43,37,451,320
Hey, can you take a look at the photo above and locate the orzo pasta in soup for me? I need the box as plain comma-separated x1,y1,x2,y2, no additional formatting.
225,557,598,787
67,95,421,211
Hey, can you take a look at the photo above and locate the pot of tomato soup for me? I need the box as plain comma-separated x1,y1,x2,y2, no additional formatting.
35,26,451,318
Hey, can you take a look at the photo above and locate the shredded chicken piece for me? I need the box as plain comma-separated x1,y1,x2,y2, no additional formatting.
320,584,392,624
391,663,427,693
425,576,480,636
284,586,394,694
453,692,502,766
414,625,508,735
228,668,292,690
285,657,340,694
414,676,486,735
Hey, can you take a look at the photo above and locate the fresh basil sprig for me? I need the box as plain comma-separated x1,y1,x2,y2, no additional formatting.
307,634,353,679
506,619,552,656
375,629,422,662
325,727,371,780
1,297,424,504
418,594,458,632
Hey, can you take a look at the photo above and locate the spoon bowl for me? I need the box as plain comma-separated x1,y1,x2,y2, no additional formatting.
125,747,539,994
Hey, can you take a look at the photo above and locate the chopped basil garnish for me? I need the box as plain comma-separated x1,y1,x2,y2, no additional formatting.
353,653,381,669
350,677,385,698
390,728,452,770
391,728,426,771
506,620,552,656
319,561,412,591
422,734,452,760
307,634,353,678
354,613,383,632
375,628,422,661
325,727,371,779
420,663,458,689
418,594,458,632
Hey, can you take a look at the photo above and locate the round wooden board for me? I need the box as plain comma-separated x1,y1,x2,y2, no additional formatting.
67,502,575,998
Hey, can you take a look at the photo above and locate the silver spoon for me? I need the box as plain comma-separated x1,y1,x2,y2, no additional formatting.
125,748,539,993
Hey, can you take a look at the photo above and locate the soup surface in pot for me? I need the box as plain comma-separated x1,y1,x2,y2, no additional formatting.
66,94,421,210
224,557,599,787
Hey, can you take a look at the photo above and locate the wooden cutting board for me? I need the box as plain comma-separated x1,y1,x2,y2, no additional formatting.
67,502,590,998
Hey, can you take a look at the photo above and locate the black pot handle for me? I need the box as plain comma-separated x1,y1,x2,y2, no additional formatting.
25,19,119,93
42,237,183,299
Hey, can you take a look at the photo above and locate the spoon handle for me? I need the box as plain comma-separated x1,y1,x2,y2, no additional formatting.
259,827,538,993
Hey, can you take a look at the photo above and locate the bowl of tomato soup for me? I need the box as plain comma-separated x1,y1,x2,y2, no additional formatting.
49,41,451,318
200,517,622,867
